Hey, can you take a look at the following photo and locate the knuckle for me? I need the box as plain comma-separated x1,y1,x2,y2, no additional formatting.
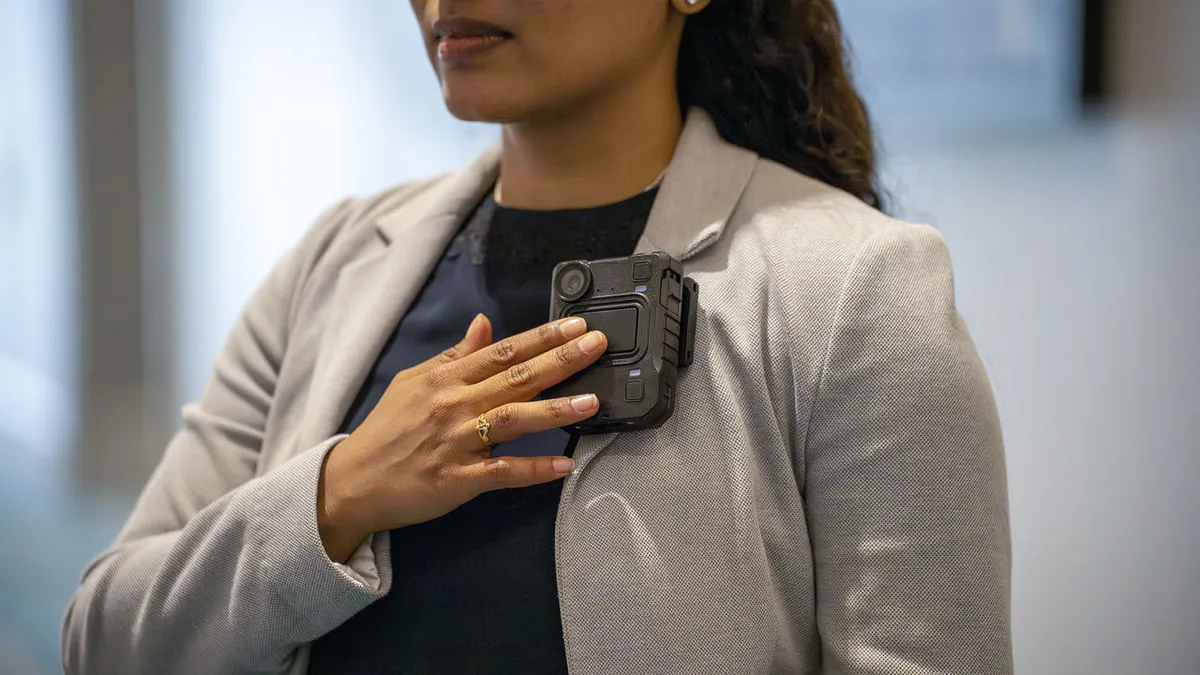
437,346,461,363
490,404,516,428
544,397,567,419
426,363,456,387
432,463,470,499
430,462,455,490
537,322,558,345
490,339,518,366
486,459,512,485
553,343,576,368
504,362,534,390
427,392,462,419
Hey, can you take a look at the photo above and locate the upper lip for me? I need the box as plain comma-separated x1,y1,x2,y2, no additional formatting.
432,17,512,40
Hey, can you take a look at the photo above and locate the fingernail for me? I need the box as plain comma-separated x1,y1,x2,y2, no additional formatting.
468,314,483,332
570,394,598,412
560,317,586,338
552,457,574,474
578,331,606,354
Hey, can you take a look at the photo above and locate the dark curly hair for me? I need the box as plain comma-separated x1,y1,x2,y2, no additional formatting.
679,0,884,211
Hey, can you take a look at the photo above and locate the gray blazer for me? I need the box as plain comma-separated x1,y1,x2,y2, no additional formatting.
63,110,1012,675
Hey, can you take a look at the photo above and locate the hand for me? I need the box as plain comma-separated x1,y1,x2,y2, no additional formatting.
316,314,607,562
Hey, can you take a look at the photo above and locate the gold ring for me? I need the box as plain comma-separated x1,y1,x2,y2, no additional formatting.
476,414,494,448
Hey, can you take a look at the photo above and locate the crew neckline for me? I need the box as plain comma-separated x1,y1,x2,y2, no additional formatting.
491,185,659,217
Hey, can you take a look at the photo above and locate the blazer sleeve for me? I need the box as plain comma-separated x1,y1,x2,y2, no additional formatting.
802,225,1013,674
62,199,391,675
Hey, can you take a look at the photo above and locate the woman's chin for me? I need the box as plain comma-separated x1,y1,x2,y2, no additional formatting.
441,87,524,124
440,76,561,125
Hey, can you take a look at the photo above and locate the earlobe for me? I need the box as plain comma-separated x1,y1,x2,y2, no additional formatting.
674,0,708,13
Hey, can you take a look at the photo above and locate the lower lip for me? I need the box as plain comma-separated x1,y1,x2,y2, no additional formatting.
437,35,509,63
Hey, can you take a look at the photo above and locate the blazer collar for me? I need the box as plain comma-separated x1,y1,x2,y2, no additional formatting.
638,108,759,260
373,108,759,261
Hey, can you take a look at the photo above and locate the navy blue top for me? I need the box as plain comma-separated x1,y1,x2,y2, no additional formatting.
308,187,657,674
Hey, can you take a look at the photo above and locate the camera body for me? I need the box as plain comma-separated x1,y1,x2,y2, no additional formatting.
544,251,698,434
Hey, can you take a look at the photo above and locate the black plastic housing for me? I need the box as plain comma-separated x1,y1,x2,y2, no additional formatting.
543,251,698,434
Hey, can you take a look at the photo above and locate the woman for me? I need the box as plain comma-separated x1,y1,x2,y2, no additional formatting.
63,0,1012,673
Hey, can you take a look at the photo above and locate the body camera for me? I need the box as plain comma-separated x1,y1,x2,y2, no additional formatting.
544,251,698,434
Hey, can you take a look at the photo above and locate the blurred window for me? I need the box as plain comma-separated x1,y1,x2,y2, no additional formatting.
0,0,77,456
163,1,497,404
839,0,1083,132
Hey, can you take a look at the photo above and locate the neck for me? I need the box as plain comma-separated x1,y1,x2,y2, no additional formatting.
497,75,683,210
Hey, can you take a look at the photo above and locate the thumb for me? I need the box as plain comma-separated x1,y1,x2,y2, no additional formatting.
465,455,575,493
459,313,493,354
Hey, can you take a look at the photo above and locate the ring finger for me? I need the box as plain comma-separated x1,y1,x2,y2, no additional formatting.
470,394,600,448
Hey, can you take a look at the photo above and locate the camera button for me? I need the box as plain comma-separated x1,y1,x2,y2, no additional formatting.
625,380,645,403
633,261,652,282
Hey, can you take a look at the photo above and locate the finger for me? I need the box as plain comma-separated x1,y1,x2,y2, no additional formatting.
469,394,599,447
397,314,492,382
470,331,608,411
448,316,589,385
461,455,576,493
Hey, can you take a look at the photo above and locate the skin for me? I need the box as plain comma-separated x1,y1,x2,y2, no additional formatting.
318,0,710,562
413,0,707,209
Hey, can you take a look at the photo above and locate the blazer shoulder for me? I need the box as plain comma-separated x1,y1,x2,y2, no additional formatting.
288,173,452,269
745,158,934,245
736,158,950,283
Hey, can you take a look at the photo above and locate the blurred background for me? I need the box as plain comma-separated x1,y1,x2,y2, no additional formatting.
0,0,1196,673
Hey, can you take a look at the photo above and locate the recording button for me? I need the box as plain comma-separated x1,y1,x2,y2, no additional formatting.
625,380,644,402
633,261,652,281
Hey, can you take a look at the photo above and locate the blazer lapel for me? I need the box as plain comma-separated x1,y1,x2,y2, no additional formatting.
296,147,502,450
573,108,760,472
636,108,759,260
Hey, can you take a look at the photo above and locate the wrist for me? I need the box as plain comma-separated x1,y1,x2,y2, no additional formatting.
317,439,370,563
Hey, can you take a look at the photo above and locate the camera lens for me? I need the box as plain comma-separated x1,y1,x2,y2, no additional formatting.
555,262,592,302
